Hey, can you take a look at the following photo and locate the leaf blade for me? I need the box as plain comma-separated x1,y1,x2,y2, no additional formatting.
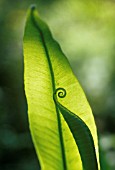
23,6,100,170
53,88,98,170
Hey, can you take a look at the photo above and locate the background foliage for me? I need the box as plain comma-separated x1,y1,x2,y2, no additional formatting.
0,0,115,169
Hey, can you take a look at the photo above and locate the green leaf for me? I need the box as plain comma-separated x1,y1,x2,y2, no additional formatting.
53,88,98,170
23,6,100,170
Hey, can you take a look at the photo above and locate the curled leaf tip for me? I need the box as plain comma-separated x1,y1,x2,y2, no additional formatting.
53,88,67,103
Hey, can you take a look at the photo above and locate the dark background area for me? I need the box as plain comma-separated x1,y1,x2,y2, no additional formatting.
0,0,115,169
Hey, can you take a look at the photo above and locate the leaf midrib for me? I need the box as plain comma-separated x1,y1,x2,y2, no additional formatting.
31,7,67,170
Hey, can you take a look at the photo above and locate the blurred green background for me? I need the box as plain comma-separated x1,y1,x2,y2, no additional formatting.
0,0,115,169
